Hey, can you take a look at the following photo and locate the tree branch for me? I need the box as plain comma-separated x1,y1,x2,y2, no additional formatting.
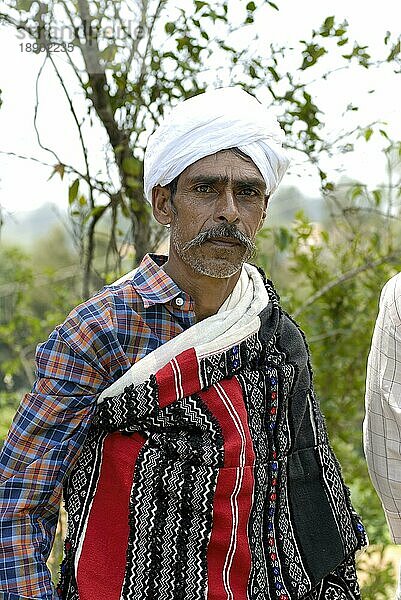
33,55,63,164
119,0,149,94
0,150,112,195
129,0,166,130
47,53,91,189
343,207,401,221
293,253,400,318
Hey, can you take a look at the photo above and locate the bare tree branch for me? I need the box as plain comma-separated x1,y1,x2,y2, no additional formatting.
308,328,349,343
33,55,63,164
0,150,112,195
129,0,166,130
47,53,91,184
343,207,401,221
47,51,102,294
119,0,148,92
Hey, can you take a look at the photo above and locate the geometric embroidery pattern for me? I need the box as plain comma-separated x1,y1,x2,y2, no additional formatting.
59,277,366,600
318,444,358,556
277,460,311,596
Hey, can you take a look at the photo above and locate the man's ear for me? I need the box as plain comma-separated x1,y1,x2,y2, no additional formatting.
152,185,173,226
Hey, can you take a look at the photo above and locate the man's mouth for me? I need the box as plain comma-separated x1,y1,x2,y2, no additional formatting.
206,237,241,247
181,225,255,254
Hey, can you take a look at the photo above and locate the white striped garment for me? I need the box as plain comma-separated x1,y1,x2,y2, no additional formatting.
364,272,401,543
364,272,401,598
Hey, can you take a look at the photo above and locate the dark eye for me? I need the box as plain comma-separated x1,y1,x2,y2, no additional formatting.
195,184,214,193
238,188,259,197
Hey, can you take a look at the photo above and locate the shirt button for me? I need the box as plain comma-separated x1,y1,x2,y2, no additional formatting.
175,297,184,307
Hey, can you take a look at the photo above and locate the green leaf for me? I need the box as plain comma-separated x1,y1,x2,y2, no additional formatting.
321,230,329,244
130,197,143,211
126,177,142,189
194,0,208,12
267,1,279,10
387,39,401,62
351,184,363,200
249,65,257,78
163,51,177,60
78,195,87,206
246,1,256,11
122,157,141,177
323,16,335,30
100,44,117,62
165,22,175,34
68,179,79,205
275,227,292,251
301,43,327,70
176,36,189,51
268,66,280,82
364,127,373,141
372,189,381,206
48,163,65,181
88,205,107,220
16,0,33,10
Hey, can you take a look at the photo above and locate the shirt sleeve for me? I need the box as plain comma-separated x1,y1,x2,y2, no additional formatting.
363,273,401,543
0,304,115,600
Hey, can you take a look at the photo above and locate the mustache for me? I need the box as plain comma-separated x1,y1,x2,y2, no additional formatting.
182,224,256,254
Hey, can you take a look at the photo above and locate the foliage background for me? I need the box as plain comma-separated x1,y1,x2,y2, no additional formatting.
1,0,401,597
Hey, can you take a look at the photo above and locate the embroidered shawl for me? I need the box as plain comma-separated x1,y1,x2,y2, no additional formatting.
58,265,367,600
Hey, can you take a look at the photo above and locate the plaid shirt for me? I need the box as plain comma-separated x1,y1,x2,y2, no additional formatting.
0,254,195,600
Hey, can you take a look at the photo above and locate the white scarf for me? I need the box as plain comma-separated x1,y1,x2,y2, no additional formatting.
98,263,269,403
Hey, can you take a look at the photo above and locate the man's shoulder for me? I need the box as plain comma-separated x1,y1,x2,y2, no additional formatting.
381,272,401,299
92,268,141,310
380,272,401,324
255,271,309,368
60,270,143,333
34,270,147,378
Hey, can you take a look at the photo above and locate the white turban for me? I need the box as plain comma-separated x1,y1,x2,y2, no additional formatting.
143,86,289,203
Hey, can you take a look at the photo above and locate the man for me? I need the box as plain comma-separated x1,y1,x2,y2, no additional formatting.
0,87,366,600
364,272,401,598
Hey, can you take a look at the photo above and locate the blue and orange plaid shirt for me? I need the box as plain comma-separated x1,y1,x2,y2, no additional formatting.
0,254,196,600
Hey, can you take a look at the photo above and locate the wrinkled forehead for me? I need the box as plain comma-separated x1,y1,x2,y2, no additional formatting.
179,149,265,185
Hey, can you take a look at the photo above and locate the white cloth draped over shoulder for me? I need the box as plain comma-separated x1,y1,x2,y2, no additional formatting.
98,263,269,402
143,86,289,203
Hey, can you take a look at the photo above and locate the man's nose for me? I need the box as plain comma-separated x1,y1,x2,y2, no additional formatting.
214,189,240,223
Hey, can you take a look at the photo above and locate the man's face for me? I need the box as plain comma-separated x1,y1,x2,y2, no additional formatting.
158,149,268,278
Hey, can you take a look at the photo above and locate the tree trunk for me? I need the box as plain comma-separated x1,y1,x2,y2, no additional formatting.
133,212,153,265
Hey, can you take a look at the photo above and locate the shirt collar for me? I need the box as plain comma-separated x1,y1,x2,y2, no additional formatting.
131,253,185,308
